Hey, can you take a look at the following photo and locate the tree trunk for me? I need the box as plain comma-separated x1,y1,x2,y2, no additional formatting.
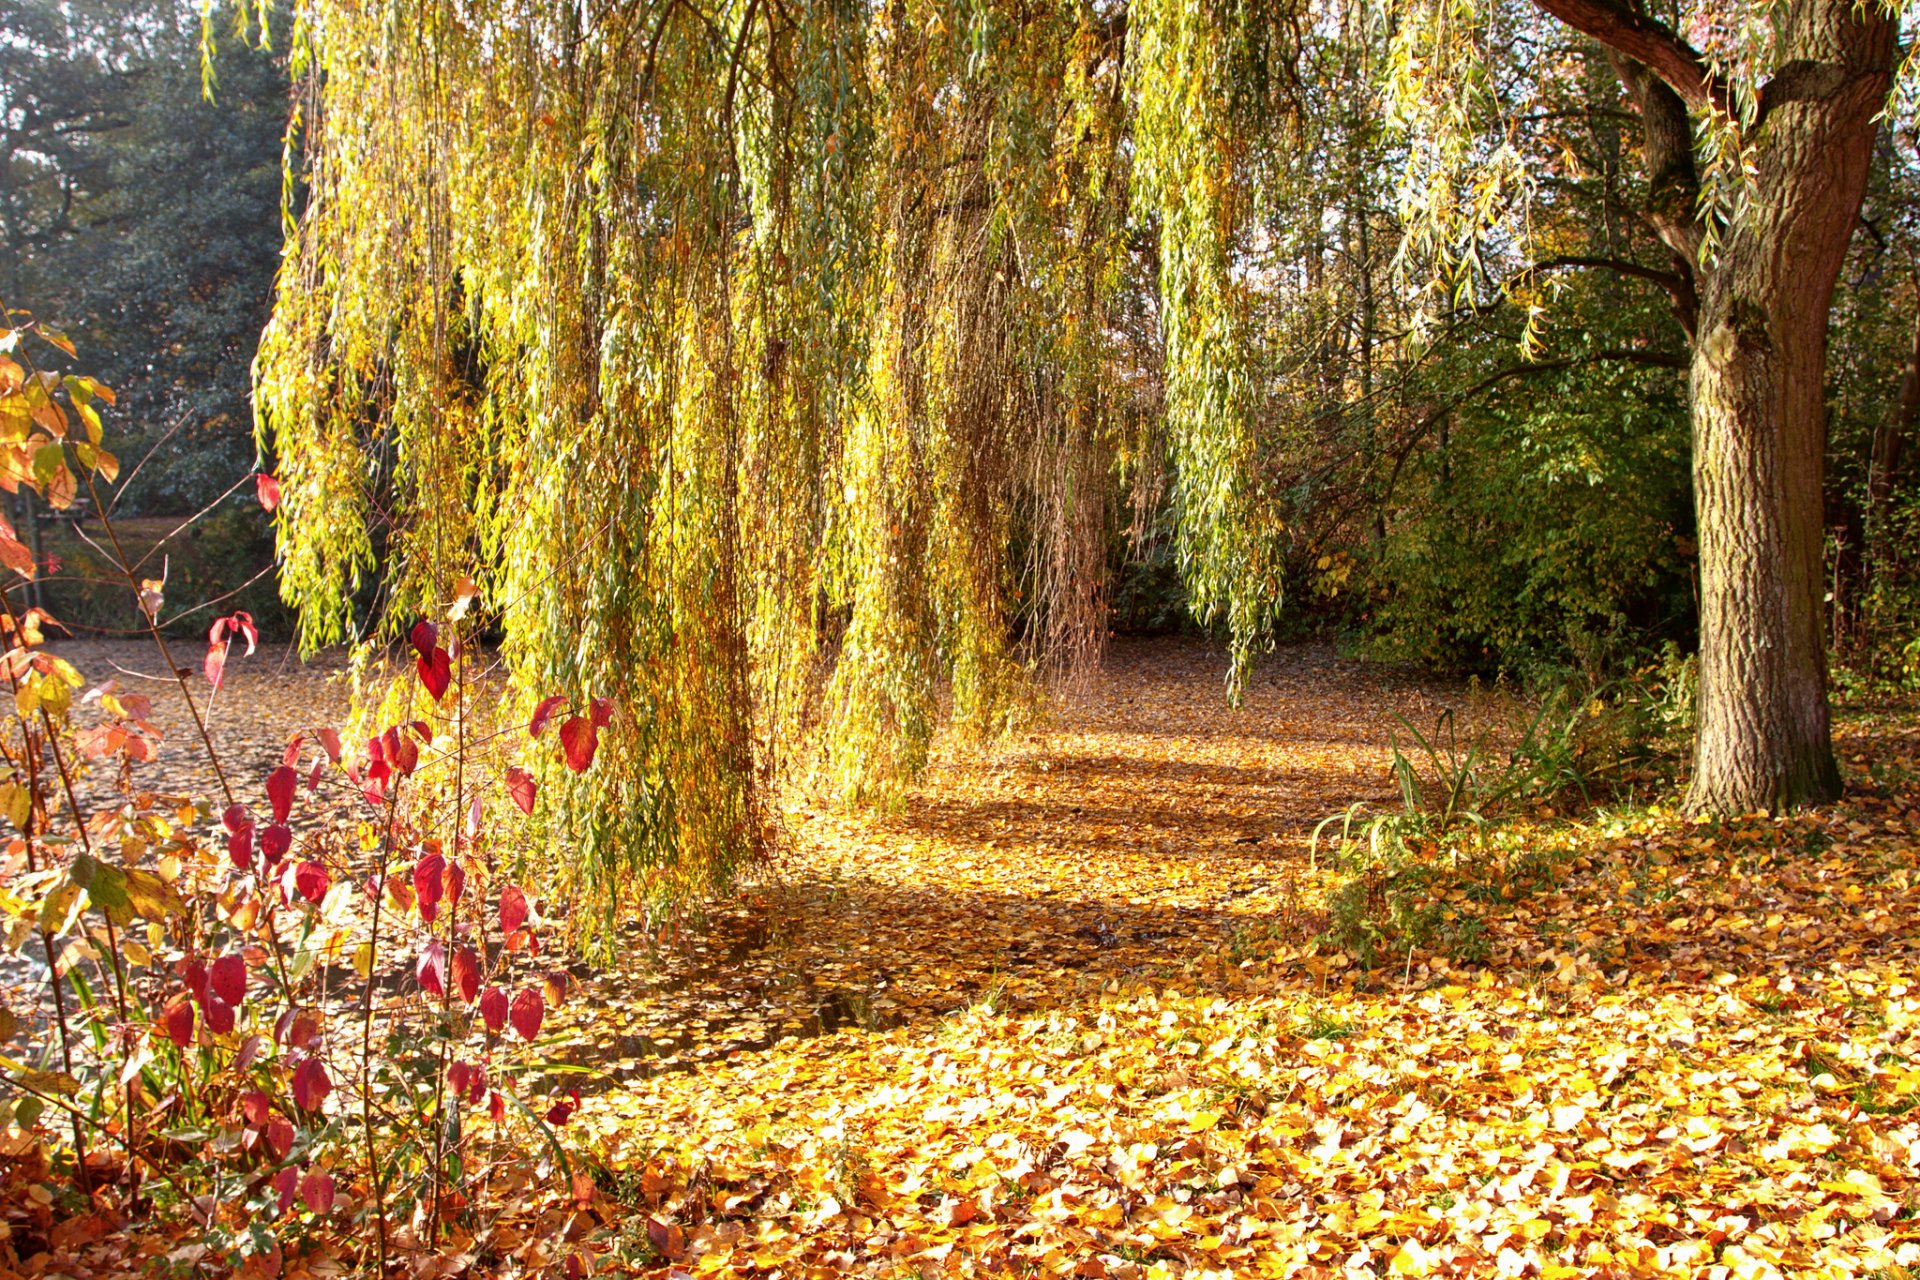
1684,0,1892,813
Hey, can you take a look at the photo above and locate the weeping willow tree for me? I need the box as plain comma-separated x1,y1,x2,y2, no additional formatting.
247,0,1305,938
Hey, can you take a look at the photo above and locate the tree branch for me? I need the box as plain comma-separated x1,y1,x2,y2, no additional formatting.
1531,0,1728,117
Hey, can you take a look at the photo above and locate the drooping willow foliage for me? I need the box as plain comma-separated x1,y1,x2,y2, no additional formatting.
246,0,1305,938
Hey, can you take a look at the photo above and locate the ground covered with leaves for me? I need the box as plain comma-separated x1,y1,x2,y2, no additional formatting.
8,639,1920,1278
559,642,1920,1279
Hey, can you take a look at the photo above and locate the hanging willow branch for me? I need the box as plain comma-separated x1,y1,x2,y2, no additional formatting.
239,0,1303,944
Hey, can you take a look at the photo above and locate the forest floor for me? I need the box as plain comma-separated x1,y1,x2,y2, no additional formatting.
522,639,1920,1279
12,637,1920,1278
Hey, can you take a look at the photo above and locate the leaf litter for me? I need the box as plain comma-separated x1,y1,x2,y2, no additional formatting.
551,640,1920,1278
6,638,1920,1278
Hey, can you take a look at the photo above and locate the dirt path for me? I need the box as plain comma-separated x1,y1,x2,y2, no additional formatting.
537,639,1459,1078
47,639,352,807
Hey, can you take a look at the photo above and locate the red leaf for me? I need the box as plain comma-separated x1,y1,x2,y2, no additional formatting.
317,727,343,762
506,766,537,815
510,987,545,1041
479,986,508,1034
204,994,235,1036
163,995,194,1048
274,1166,298,1215
259,823,292,864
447,1061,474,1099
417,939,446,996
307,755,323,792
227,825,254,871
446,860,466,910
417,646,452,700
294,860,330,903
489,1090,506,1124
232,612,258,653
408,618,438,659
590,696,614,728
255,473,282,512
281,734,304,768
299,1169,335,1215
452,946,481,1003
381,724,419,777
528,695,566,739
546,1088,580,1126
559,716,598,773
210,954,246,1006
499,884,528,934
223,803,254,836
240,1090,272,1127
264,1119,295,1161
180,960,209,1003
292,1057,331,1111
204,638,228,689
266,765,297,823
413,853,445,923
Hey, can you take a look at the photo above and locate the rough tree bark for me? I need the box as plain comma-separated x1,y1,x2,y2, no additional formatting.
1534,0,1894,813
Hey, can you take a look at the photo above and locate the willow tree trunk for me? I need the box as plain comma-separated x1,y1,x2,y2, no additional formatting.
1684,0,1893,813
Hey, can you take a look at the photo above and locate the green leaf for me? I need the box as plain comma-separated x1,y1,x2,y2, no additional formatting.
69,853,133,925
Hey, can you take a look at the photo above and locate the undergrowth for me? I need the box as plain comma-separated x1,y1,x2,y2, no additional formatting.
1310,656,1695,968
0,310,620,1274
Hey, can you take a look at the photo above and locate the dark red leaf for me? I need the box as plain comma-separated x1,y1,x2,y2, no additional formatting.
413,853,445,923
499,884,528,934
259,823,292,865
291,1057,331,1111
417,646,452,701
180,960,209,1004
479,986,508,1034
255,473,282,512
227,825,254,871
559,716,597,773
274,1166,298,1215
408,619,438,659
510,987,545,1041
264,1119,295,1161
210,954,246,1006
528,695,566,739
163,995,194,1048
446,860,466,909
294,860,330,903
299,1169,335,1215
489,1090,506,1124
266,765,297,824
240,1090,272,1127
204,994,235,1036
506,766,537,815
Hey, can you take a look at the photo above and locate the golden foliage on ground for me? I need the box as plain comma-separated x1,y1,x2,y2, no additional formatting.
553,642,1920,1278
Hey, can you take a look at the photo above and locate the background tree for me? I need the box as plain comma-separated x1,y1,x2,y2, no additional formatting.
2,0,283,513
